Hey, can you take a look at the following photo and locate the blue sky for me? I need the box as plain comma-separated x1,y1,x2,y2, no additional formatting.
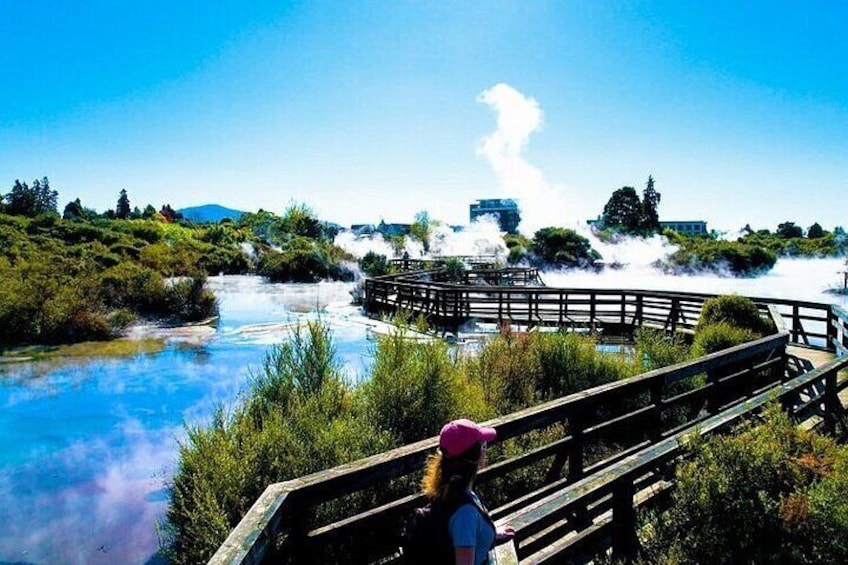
1,0,845,232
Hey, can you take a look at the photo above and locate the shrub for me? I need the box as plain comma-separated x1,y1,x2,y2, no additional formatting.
359,251,390,277
164,322,391,564
165,277,219,323
360,328,489,444
699,294,772,335
692,322,756,356
642,405,848,564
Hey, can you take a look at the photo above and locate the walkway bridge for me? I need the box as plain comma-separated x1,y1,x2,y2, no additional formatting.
211,263,848,565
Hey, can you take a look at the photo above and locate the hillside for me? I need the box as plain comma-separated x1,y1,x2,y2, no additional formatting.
179,204,245,223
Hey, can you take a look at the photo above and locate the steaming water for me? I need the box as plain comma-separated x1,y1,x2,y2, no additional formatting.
0,277,371,565
1,260,846,564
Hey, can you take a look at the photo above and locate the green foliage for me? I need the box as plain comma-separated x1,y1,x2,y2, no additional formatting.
699,294,772,336
3,177,58,217
692,322,756,356
360,328,489,444
642,405,848,564
777,221,804,239
164,322,394,564
410,210,432,253
443,257,466,283
662,235,777,277
635,328,690,371
358,251,390,277
531,227,601,268
504,233,531,264
691,295,770,356
600,177,664,236
165,321,674,562
257,237,354,283
739,225,844,258
279,203,323,240
116,189,131,220
467,330,639,413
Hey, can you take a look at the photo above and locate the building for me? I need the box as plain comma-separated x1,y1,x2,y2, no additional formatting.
587,216,708,236
659,221,708,236
470,198,521,234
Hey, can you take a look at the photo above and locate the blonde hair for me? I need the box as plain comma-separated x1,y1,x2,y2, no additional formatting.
421,444,482,500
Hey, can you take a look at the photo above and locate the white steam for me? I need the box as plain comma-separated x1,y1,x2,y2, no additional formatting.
430,216,508,258
477,83,583,235
333,231,397,259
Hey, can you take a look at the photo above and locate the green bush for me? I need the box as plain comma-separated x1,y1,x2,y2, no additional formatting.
692,322,756,356
642,405,848,564
358,251,390,277
164,322,392,564
699,294,772,335
360,328,489,444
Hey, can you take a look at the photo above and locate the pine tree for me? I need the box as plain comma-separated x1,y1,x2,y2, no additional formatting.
116,189,131,219
641,175,661,234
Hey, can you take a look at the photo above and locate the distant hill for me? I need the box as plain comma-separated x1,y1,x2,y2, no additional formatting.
178,204,246,223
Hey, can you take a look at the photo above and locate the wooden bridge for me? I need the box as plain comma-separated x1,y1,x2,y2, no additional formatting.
211,266,848,565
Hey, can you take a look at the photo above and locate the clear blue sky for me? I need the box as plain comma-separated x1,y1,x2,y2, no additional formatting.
1,0,846,232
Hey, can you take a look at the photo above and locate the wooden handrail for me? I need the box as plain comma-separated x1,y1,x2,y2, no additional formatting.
210,330,791,564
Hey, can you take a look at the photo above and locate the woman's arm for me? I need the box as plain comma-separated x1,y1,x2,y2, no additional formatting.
454,547,475,565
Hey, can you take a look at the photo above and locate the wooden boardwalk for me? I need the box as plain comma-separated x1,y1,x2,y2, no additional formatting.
211,267,848,565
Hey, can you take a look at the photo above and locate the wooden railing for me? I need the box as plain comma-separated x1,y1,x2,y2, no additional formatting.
211,282,848,564
211,331,794,564
499,353,848,563
365,271,840,349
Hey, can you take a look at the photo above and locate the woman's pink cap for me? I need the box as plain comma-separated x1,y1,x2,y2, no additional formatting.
439,419,497,458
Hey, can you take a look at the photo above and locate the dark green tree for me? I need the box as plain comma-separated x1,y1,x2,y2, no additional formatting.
776,221,803,239
279,203,322,239
63,198,85,220
142,204,157,219
4,177,58,217
531,227,601,267
807,222,824,239
116,189,131,219
601,186,643,233
640,175,661,233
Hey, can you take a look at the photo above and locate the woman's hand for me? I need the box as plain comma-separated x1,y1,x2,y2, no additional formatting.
496,524,515,541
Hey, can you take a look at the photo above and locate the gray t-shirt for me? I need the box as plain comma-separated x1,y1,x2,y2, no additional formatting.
448,491,495,565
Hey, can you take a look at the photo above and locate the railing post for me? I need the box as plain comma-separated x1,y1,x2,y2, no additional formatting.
650,379,664,441
827,307,838,353
589,292,596,333
635,294,643,327
568,409,585,482
620,293,626,325
611,480,638,561
825,370,839,435
792,304,801,344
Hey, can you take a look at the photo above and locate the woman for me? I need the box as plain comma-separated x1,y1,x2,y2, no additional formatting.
421,418,515,565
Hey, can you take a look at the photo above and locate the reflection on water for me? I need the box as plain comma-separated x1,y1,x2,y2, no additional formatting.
0,277,368,564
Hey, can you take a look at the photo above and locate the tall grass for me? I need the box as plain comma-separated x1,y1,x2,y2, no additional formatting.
164,323,704,562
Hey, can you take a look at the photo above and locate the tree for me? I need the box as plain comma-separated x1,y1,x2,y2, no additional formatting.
601,186,643,233
640,175,661,233
142,204,157,219
279,203,322,239
410,211,432,253
807,222,824,239
531,227,601,267
4,177,58,217
63,198,84,220
159,204,182,223
776,221,803,239
116,189,131,219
